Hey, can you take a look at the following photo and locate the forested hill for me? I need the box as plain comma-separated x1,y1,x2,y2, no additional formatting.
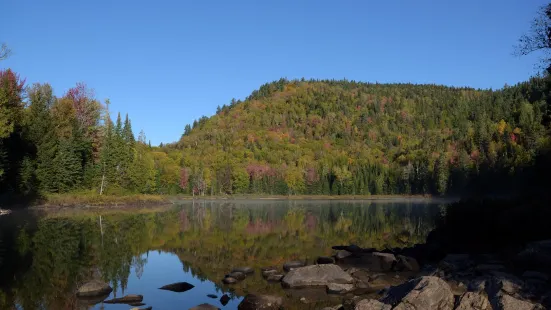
170,78,550,196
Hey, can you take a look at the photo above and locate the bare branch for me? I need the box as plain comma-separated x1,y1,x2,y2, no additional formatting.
514,4,551,69
0,43,11,61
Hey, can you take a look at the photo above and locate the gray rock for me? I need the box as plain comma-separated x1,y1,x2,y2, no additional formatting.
372,252,397,271
282,264,353,288
354,299,391,310
283,260,306,271
455,292,491,310
266,274,284,282
317,256,336,264
237,294,284,310
326,283,355,294
189,303,220,310
222,277,237,284
493,293,545,310
262,269,278,278
76,280,113,297
104,294,143,304
396,255,420,272
228,271,246,280
159,281,195,292
382,276,454,310
232,267,254,274
336,250,353,260
522,271,549,282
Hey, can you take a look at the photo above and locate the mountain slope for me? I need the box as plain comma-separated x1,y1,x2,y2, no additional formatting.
171,78,550,196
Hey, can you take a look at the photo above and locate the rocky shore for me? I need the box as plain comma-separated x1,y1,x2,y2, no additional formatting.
224,239,551,310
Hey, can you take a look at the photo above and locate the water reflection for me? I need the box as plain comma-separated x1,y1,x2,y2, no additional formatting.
0,199,444,309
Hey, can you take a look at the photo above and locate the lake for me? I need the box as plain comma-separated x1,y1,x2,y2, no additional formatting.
0,199,446,310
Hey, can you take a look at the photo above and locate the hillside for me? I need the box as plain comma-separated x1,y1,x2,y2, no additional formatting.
171,78,550,196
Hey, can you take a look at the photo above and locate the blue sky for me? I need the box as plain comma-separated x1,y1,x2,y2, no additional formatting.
0,0,547,145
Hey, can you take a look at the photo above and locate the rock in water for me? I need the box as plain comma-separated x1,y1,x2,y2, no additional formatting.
207,294,217,298
220,294,231,306
283,261,306,271
228,271,246,280
335,250,353,260
317,256,336,264
396,255,420,272
266,274,284,282
130,307,152,310
129,302,146,306
189,303,220,310
326,283,355,294
104,294,143,304
223,277,237,284
232,267,254,274
237,294,284,310
382,276,454,310
282,264,354,288
262,269,278,278
159,281,195,292
354,299,392,310
455,292,491,310
76,280,113,297
372,252,397,271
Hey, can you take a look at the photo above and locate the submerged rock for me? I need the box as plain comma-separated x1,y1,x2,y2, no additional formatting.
326,283,355,294
76,280,113,297
396,255,420,272
159,281,195,292
207,294,217,298
220,294,230,306
232,267,254,274
189,303,220,310
282,264,353,288
129,302,146,306
223,277,237,284
104,294,143,304
283,261,306,271
228,271,246,280
237,294,284,310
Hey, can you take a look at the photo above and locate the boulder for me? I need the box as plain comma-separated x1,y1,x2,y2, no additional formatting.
266,274,284,282
335,250,353,260
189,303,220,310
220,294,230,306
317,256,336,264
104,294,143,304
76,280,113,297
262,269,278,278
455,292,491,310
228,271,246,280
492,293,545,310
232,267,254,274
237,294,284,310
207,294,217,298
159,281,195,292
372,252,397,271
326,283,355,294
283,261,306,271
223,277,237,284
282,264,353,288
354,299,391,310
382,276,454,310
396,255,420,272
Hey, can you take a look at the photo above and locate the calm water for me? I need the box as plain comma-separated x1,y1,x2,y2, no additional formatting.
0,199,446,310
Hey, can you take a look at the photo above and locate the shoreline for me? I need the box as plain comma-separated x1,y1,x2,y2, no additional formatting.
26,193,458,209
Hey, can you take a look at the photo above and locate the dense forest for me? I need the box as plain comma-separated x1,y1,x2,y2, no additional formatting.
0,69,550,199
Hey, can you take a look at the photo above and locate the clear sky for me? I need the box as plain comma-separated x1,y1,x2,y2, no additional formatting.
0,0,547,145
